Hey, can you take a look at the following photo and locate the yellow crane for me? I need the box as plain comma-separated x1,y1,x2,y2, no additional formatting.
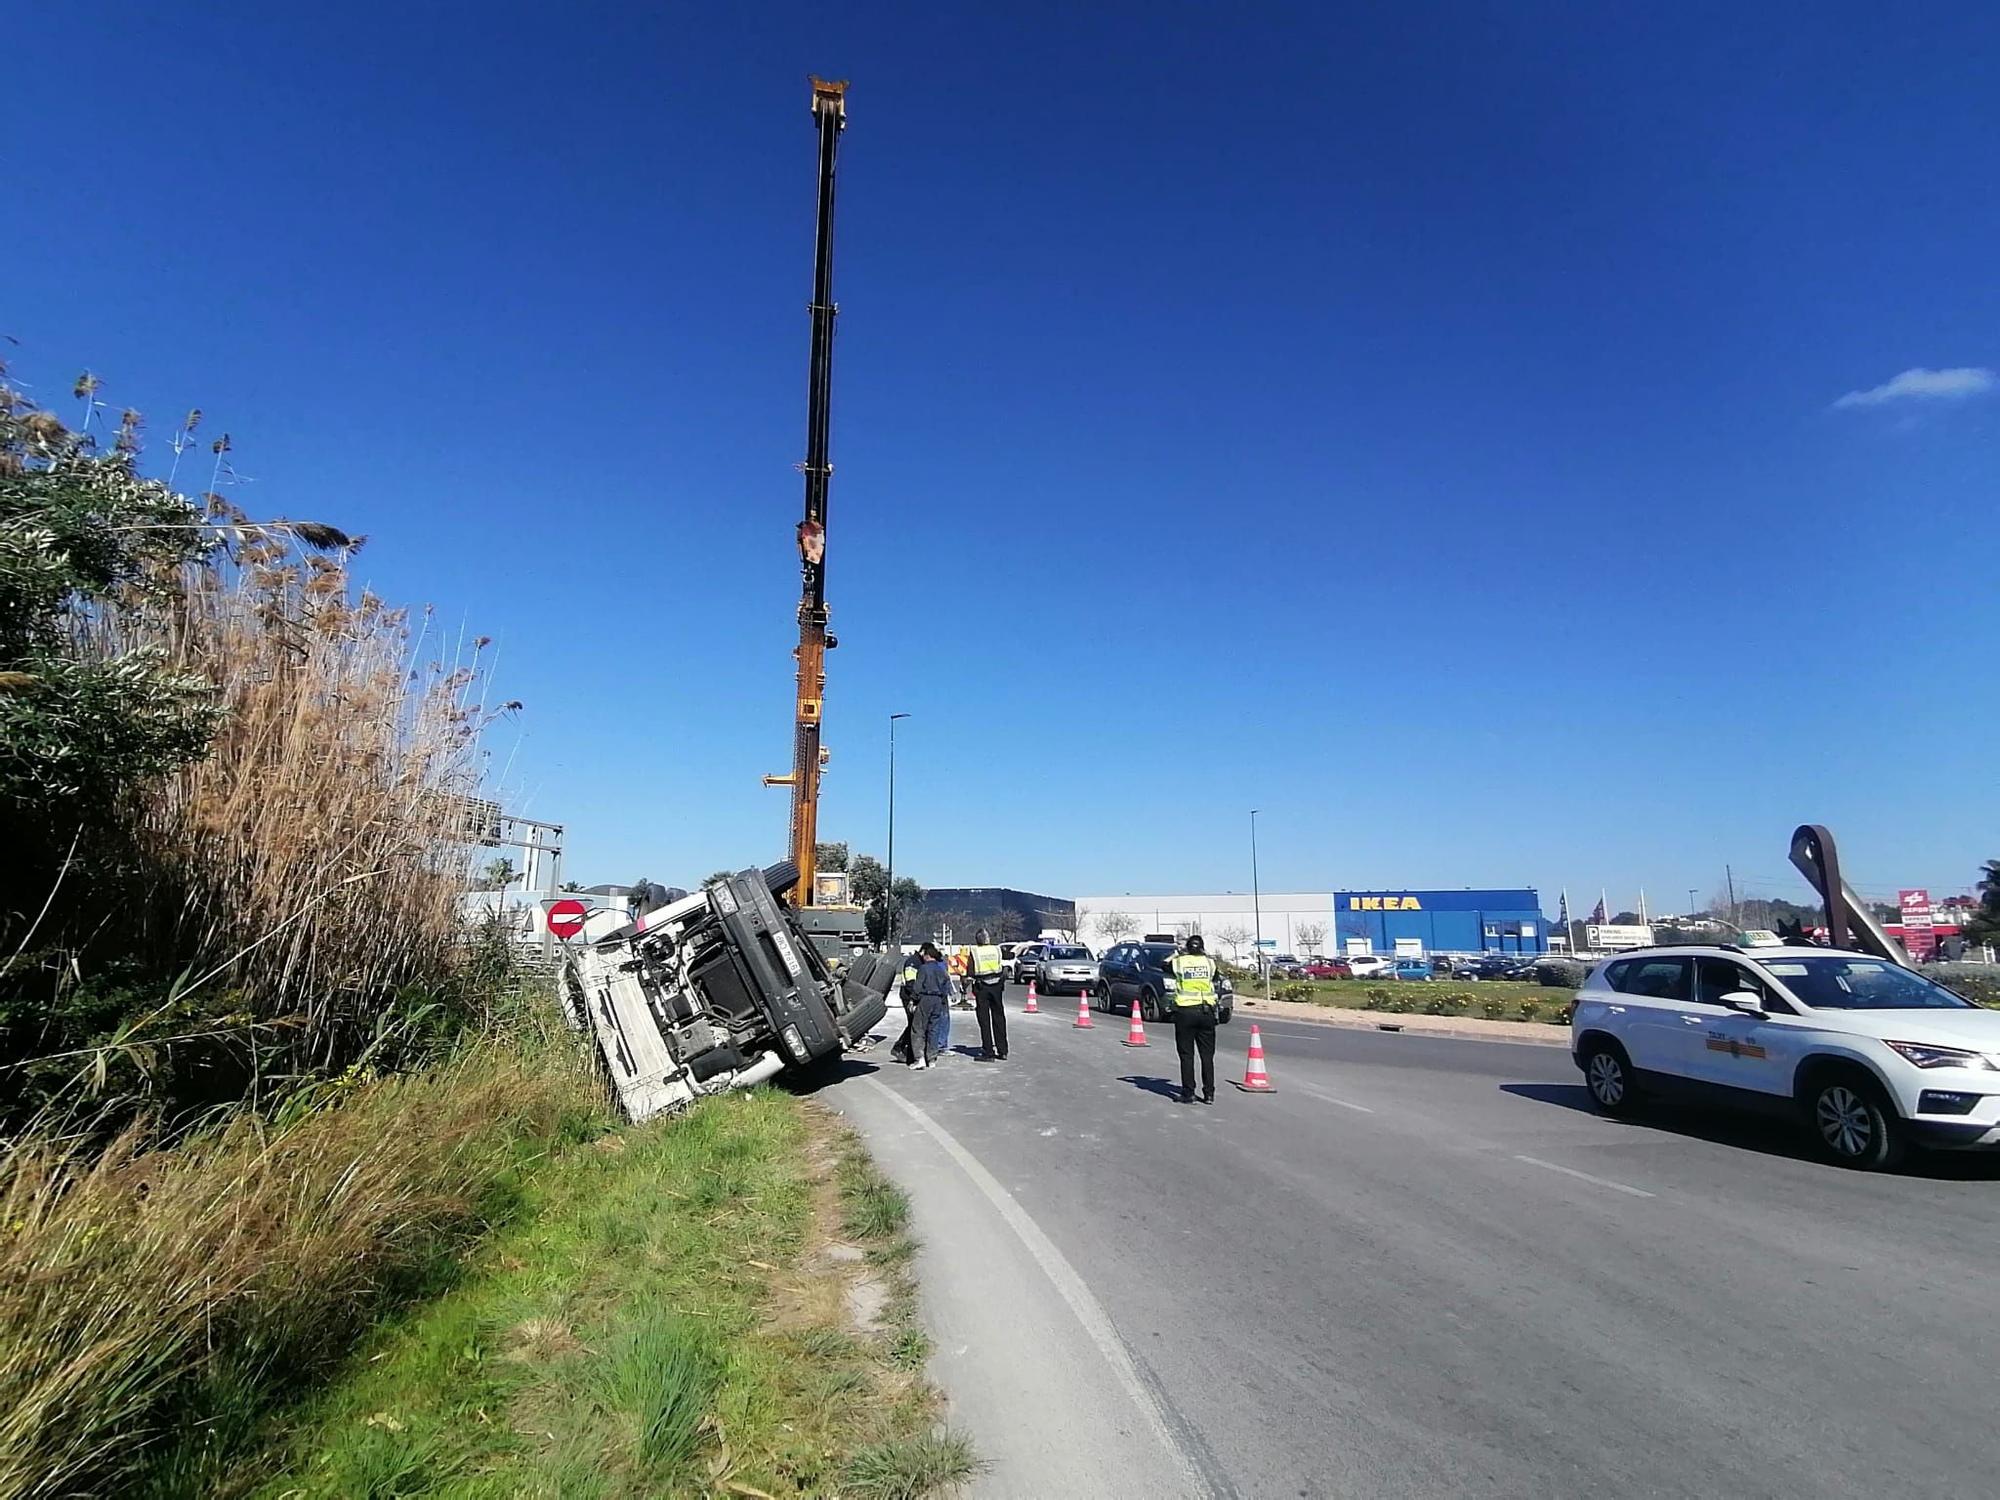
765,78,848,916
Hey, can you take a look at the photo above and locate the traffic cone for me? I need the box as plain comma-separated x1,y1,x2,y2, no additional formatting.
1023,979,1039,1014
1073,990,1094,1028
1122,998,1149,1047
1235,1024,1275,1092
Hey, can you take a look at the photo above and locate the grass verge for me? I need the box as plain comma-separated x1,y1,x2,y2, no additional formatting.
1267,978,1576,1021
237,1089,977,1498
0,1001,601,1500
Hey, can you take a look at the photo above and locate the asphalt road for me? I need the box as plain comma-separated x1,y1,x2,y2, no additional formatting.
823,986,2000,1499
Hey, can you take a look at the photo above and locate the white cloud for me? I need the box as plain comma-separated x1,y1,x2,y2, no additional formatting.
1831,366,1998,410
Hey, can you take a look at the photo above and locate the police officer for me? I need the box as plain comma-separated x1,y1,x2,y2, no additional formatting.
1169,933,1220,1104
966,928,1008,1061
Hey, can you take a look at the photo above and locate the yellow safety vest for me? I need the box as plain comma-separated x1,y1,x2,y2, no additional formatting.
970,944,1003,978
1169,953,1217,1008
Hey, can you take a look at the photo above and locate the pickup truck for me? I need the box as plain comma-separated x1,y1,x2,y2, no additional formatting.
558,861,893,1123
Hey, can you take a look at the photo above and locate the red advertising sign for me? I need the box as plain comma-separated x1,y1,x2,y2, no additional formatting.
546,898,588,941
1898,889,1936,962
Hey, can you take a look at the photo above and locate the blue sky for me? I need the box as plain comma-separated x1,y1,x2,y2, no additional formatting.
9,1,1996,913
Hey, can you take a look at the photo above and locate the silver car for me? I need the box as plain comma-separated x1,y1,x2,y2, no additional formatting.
1036,944,1099,997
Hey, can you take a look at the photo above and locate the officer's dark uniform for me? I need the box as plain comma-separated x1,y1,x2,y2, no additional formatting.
1169,942,1220,1104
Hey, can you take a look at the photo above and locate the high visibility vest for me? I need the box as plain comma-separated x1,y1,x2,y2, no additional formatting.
969,944,1003,978
1169,953,1217,1008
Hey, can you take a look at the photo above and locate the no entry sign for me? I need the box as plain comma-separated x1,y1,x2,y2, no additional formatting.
546,898,588,941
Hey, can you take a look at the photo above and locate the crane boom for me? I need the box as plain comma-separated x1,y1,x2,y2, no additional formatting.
775,77,847,908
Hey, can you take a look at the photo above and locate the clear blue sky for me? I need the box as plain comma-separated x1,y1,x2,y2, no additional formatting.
10,1,1996,913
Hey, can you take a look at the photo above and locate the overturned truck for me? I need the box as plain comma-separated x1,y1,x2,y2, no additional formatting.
559,861,895,1122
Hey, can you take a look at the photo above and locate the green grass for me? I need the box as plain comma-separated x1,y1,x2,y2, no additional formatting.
231,1089,974,1498
845,1431,987,1500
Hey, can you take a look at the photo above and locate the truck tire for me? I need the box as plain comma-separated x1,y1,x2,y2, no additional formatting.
846,953,882,989
839,987,890,1045
763,859,800,896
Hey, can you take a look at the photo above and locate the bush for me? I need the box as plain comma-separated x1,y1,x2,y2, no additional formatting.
1535,959,1586,988
1362,988,1391,1011
1481,996,1508,1019
1,382,512,1129
1517,999,1542,1023
1929,963,2000,1008
1270,980,1315,1003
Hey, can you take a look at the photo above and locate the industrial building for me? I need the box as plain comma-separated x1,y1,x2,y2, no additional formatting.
1068,893,1336,960
1336,889,1548,956
912,887,1075,943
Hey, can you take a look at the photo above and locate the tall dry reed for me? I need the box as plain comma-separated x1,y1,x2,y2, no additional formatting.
66,500,515,1103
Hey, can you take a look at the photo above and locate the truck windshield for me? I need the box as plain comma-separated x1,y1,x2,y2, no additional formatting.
1761,957,1976,1011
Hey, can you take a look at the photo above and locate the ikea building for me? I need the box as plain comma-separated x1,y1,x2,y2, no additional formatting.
1336,889,1548,956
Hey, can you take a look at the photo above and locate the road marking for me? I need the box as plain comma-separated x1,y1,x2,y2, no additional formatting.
863,1078,1216,1498
1513,1154,1656,1198
1287,1078,1375,1114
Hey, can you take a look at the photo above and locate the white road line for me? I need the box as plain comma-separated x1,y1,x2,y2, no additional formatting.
1513,1154,1656,1199
862,1078,1212,1497
1286,1078,1376,1114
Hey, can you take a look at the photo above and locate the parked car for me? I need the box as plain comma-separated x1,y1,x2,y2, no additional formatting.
998,941,1024,980
1389,958,1433,981
1011,942,1046,985
1035,944,1099,997
1571,944,2000,1170
1346,955,1391,979
1097,941,1235,1024
1305,958,1352,980
1457,955,1518,980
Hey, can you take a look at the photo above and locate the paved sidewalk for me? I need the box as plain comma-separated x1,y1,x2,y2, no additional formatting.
1234,994,1570,1046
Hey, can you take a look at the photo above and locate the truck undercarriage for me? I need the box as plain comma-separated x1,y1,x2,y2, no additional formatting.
560,861,893,1123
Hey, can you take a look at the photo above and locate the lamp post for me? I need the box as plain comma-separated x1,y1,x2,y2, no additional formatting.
1687,888,1699,922
1251,809,1266,999
886,713,910,949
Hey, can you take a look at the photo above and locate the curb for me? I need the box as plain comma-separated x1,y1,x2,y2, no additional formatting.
1236,1002,1572,1049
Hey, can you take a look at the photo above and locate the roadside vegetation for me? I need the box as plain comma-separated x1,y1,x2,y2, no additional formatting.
1255,978,1577,1024
0,371,969,1498
242,1092,974,1499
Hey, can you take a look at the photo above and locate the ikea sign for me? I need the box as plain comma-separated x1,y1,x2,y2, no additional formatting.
1349,895,1423,911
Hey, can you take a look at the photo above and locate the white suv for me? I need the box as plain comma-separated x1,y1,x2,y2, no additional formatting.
1570,945,2000,1170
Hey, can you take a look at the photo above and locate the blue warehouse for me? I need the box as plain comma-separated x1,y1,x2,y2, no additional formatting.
1335,889,1548,956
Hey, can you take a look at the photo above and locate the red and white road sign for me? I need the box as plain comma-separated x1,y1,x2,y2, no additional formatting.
546,898,588,941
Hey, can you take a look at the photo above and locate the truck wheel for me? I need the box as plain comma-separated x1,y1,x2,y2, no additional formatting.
763,859,800,896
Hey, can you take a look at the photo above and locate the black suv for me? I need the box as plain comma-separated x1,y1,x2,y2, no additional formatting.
1096,941,1234,1024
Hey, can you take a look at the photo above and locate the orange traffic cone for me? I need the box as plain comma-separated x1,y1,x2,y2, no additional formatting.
1122,998,1149,1047
1023,979,1039,1014
1073,990,1094,1028
1236,1024,1275,1092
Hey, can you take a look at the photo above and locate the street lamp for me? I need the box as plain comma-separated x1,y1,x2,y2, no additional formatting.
886,714,910,950
1687,888,1699,921
1251,809,1266,999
